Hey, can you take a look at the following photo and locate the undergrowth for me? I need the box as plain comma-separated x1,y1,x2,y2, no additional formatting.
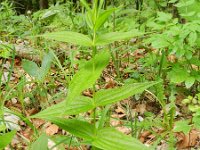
0,0,200,149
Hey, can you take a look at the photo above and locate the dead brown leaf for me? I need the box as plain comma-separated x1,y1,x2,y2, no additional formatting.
136,103,146,115
46,124,59,136
176,129,200,149
32,119,45,129
104,76,116,89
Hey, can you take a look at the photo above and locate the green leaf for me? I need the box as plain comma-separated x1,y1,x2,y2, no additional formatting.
95,81,159,107
149,34,170,49
95,30,144,46
92,128,149,150
39,31,93,47
193,110,200,129
94,8,116,31
188,31,197,46
0,130,16,149
85,11,94,29
41,10,57,20
80,0,91,11
40,51,54,79
175,0,195,7
46,118,96,141
22,51,54,81
22,60,41,79
185,76,195,88
168,0,178,3
0,124,6,132
168,65,189,83
67,50,110,103
36,117,149,150
31,96,94,119
173,120,191,134
156,12,172,22
31,133,48,150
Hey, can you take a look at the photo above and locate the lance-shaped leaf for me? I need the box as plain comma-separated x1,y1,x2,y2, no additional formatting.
0,130,16,149
40,51,54,79
95,30,144,46
30,96,94,119
80,0,91,11
39,31,93,47
66,50,110,104
45,118,96,141
95,81,159,107
92,128,150,150
94,8,116,31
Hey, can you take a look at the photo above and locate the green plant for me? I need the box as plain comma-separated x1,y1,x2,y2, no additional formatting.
0,124,16,149
30,50,158,149
22,51,54,107
20,0,161,149
182,93,200,112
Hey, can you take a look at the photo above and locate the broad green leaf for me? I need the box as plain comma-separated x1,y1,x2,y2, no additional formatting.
95,81,159,107
31,133,48,150
176,0,200,21
156,12,172,22
0,130,16,149
94,8,116,31
22,51,54,81
40,51,54,79
168,65,189,83
39,31,93,47
185,76,195,88
188,31,197,46
31,96,94,119
173,120,191,134
31,102,65,119
67,50,110,104
22,60,41,79
175,0,195,7
92,128,149,150
149,35,170,49
95,30,144,46
46,118,96,141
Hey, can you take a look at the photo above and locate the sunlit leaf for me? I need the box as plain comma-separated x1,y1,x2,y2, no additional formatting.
66,50,110,104
95,81,159,107
95,30,144,46
94,8,116,31
45,118,96,141
0,130,16,149
168,65,189,83
173,120,191,134
31,96,94,119
39,31,93,47
92,128,149,150
185,76,195,88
